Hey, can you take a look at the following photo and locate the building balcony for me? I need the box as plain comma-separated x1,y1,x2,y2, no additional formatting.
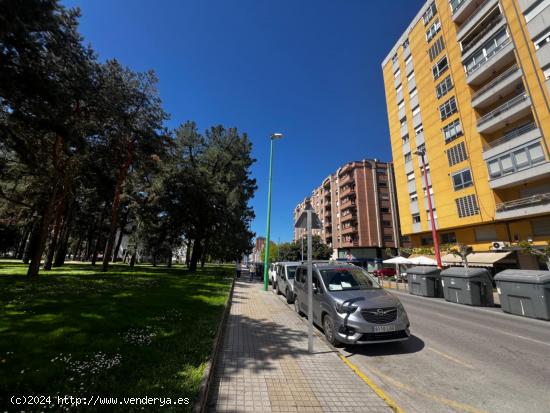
477,93,532,134
340,211,356,223
451,0,486,24
461,14,504,60
339,186,355,198
471,65,523,109
341,225,358,235
341,239,360,248
483,122,539,160
536,43,550,70
457,0,500,41
466,38,515,86
495,192,550,220
489,161,550,189
324,203,331,211
339,173,354,185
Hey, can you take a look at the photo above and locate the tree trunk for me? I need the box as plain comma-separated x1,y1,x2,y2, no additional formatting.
189,239,202,272
102,146,133,272
167,252,172,268
54,205,74,267
130,251,137,267
113,224,126,263
16,225,31,260
185,239,192,267
44,205,64,270
23,222,39,264
27,199,55,277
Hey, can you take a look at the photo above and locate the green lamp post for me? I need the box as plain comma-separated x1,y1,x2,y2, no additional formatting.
263,133,283,291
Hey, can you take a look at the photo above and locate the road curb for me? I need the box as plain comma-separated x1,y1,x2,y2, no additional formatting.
193,275,236,413
274,291,404,413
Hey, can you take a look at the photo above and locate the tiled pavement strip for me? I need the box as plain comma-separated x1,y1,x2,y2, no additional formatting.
207,279,392,413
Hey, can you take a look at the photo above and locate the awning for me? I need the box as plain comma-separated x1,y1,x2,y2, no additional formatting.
441,251,513,267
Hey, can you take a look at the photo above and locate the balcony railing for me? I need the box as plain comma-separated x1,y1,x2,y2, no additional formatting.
496,192,550,213
477,92,529,126
484,122,537,151
467,37,512,76
472,64,519,99
459,0,495,33
462,14,503,55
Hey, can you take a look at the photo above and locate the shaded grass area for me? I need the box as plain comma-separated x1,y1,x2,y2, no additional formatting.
0,261,233,412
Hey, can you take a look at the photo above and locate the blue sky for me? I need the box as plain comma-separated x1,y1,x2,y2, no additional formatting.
63,0,424,243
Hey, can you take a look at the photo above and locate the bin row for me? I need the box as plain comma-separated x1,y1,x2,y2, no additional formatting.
405,267,550,321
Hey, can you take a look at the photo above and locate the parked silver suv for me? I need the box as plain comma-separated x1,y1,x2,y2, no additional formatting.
293,262,410,345
274,261,301,303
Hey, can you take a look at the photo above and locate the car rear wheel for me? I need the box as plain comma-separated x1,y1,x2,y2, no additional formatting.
322,314,339,346
294,299,303,316
286,288,294,304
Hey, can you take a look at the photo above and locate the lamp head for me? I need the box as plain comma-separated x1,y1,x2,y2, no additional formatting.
271,133,284,140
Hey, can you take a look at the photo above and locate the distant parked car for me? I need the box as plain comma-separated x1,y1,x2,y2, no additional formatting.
372,267,396,278
274,261,300,303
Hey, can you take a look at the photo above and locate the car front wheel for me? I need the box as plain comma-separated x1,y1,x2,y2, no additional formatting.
286,289,294,304
323,314,339,346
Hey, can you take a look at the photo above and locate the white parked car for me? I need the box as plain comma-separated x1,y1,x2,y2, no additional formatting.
268,263,279,285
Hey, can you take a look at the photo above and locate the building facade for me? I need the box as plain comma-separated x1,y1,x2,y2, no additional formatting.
293,159,400,266
382,0,550,268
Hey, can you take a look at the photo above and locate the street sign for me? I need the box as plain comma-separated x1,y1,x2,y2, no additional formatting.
294,200,321,353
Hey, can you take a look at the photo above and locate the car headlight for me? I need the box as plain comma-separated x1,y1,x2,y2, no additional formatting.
335,302,358,314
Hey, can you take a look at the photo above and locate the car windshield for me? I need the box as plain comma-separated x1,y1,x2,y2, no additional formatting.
286,266,297,279
319,267,381,291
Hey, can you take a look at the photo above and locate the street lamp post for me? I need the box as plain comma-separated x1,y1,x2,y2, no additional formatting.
263,133,283,291
414,149,443,269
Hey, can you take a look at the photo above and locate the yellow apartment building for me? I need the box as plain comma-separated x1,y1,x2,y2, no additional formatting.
382,0,550,269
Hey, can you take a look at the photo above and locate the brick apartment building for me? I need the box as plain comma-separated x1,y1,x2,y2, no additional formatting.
294,159,401,268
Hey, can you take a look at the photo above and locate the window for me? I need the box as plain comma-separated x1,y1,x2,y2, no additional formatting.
396,84,403,94
405,55,413,66
456,195,479,218
403,38,410,50
428,37,445,61
400,117,407,127
417,143,426,153
404,152,412,162
402,134,410,143
407,172,415,181
421,236,433,246
439,96,458,120
426,208,437,220
487,142,547,178
381,207,390,213
443,119,463,143
412,105,421,116
392,54,398,63
398,100,405,110
447,142,468,166
544,67,550,80
410,191,418,202
423,2,437,25
432,56,449,79
451,169,473,190
532,217,550,236
426,19,441,42
475,226,497,242
436,75,453,99
394,69,401,78
464,28,509,74
441,232,456,244
407,71,415,82
415,125,424,136
410,88,418,98
534,29,550,50
412,213,421,223
525,0,550,23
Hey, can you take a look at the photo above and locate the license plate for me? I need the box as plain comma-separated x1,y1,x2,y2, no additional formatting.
373,325,396,333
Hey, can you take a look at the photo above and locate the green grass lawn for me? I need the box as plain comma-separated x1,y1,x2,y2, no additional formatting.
0,260,233,412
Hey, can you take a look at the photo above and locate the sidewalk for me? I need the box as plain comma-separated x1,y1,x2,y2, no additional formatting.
207,279,392,413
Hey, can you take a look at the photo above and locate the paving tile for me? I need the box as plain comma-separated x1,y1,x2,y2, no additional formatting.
206,280,392,412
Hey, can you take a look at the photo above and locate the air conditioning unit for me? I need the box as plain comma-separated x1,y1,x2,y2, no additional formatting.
491,241,509,250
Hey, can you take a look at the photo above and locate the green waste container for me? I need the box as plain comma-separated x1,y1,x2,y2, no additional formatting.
494,270,550,320
441,267,494,307
407,266,443,297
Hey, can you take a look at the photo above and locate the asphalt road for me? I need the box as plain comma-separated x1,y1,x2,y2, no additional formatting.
338,289,550,413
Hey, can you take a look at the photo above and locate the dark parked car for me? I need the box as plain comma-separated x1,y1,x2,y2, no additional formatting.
372,267,396,278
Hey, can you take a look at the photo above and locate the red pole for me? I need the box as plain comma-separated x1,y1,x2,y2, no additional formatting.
420,152,442,269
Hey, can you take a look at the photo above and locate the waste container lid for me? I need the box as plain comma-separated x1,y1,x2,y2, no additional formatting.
407,266,441,276
494,269,550,284
441,267,490,279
